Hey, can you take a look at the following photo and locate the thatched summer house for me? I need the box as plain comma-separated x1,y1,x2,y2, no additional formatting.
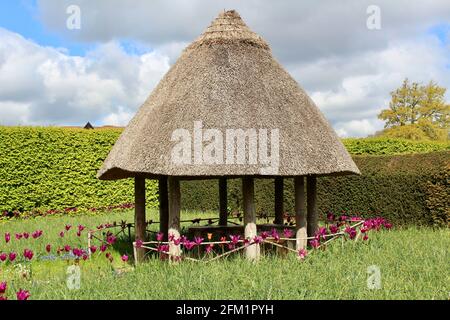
98,10,360,262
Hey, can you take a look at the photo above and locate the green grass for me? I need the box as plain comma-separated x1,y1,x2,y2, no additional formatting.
0,209,448,300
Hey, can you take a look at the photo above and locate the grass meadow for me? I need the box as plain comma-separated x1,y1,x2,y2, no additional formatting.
0,209,448,300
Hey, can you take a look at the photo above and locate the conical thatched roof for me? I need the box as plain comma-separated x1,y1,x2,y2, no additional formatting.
98,10,360,180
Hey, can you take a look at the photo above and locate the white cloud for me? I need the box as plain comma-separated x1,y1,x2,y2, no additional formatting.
0,28,170,126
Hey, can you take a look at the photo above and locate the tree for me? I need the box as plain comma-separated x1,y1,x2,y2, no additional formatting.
378,79,449,141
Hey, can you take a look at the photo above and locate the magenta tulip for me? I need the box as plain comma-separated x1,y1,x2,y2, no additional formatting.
0,253,6,262
4,233,10,244
0,281,7,294
16,289,30,301
9,252,17,262
121,255,129,262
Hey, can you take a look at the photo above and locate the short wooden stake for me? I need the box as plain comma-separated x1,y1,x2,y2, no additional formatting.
242,177,260,261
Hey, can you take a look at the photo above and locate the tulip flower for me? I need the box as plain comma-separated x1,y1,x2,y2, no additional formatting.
100,244,108,252
121,255,129,262
59,231,65,238
260,231,269,240
65,225,72,231
64,245,71,252
253,236,263,244
194,237,204,245
0,253,6,262
0,296,7,300
329,224,339,234
16,289,30,301
106,235,117,245
78,225,85,232
23,249,33,260
23,232,29,239
230,235,240,245
184,241,195,250
0,281,7,294
309,239,320,249
205,244,214,253
283,229,293,238
270,229,280,241
345,227,357,240
9,252,17,262
46,244,51,253
327,212,335,222
220,236,226,243
156,232,164,242
4,233,10,244
15,233,23,240
363,234,369,241
135,240,143,248
298,248,308,260
90,246,97,254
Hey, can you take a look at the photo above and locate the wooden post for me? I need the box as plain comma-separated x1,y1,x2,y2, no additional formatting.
295,177,307,251
242,177,260,261
168,177,181,261
159,176,169,241
219,178,228,226
134,176,146,263
274,177,284,225
307,176,318,238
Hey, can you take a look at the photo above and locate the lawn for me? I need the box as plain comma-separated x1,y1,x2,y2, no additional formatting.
0,209,448,300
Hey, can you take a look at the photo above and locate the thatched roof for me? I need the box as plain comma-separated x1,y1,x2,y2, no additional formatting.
84,122,94,130
98,10,360,180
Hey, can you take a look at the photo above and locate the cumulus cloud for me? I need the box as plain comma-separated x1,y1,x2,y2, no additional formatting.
0,28,170,126
1,1,449,136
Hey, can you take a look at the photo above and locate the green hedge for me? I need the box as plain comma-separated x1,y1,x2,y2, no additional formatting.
181,152,449,227
0,127,158,213
0,127,448,226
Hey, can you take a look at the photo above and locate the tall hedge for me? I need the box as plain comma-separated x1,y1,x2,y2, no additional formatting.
181,152,449,227
0,127,448,226
0,127,159,212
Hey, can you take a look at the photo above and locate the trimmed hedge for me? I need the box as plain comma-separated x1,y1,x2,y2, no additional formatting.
0,127,158,213
0,127,448,226
181,152,449,227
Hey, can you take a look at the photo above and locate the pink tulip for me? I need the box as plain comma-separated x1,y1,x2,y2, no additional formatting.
64,245,71,252
59,231,64,238
100,244,108,252
327,212,335,222
0,281,7,294
0,253,6,262
298,248,308,260
363,234,369,241
270,229,280,241
106,235,116,245
156,232,164,242
82,255,88,261
16,289,30,301
135,240,143,248
253,236,263,244
157,244,169,253
4,233,10,244
15,233,23,240
329,224,339,234
23,249,33,260
121,255,129,262
90,246,97,254
23,232,29,239
194,237,204,245
283,229,293,238
78,225,85,232
260,231,269,240
309,239,320,249
46,244,51,253
230,235,240,245
184,241,195,250
9,252,17,262
205,244,214,253
65,224,72,231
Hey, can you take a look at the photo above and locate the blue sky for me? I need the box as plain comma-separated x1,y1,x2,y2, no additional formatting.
0,1,449,136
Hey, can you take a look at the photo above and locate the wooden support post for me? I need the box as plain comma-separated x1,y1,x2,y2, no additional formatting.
274,177,284,225
295,177,307,251
134,177,146,263
242,177,260,261
307,176,318,238
168,177,181,261
159,176,169,241
219,178,228,226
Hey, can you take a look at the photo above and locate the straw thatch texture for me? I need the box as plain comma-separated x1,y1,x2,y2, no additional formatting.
98,10,360,180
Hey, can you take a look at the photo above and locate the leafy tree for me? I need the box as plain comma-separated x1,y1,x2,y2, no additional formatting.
378,79,449,141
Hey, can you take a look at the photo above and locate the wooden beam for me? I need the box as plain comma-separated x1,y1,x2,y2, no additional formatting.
219,178,228,226
295,177,307,250
159,176,169,241
168,177,181,261
134,177,146,263
242,177,260,261
307,176,318,238
274,177,284,225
